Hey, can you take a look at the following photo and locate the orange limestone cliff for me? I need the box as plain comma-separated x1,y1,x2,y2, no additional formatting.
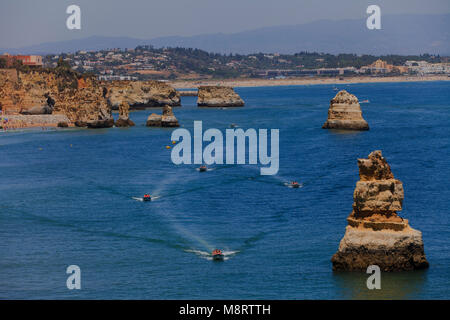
322,90,369,130
54,76,113,128
0,69,113,128
0,69,21,114
331,150,429,271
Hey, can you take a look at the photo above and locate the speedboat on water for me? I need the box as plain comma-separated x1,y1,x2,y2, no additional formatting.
212,249,224,261
290,181,300,188
143,194,152,201
199,165,207,172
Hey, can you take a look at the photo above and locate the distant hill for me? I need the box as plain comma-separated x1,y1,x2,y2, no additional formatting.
148,14,450,55
2,14,449,55
0,36,148,55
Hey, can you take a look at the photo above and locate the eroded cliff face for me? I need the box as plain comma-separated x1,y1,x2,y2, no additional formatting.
104,80,181,110
322,90,369,130
331,150,429,271
0,69,21,114
18,71,58,115
1,69,56,115
197,86,244,107
146,105,179,127
55,77,113,128
0,69,113,128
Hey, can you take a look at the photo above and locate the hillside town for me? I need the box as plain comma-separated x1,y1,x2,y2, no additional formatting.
2,47,448,81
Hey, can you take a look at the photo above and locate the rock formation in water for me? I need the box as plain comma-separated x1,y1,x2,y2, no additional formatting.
322,90,369,130
331,150,429,271
197,86,244,107
146,105,179,127
114,101,135,127
0,68,113,128
105,80,181,110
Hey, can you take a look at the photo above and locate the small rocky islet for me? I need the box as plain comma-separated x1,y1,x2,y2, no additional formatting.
104,80,181,110
114,101,135,127
146,105,179,127
322,89,369,130
197,86,244,107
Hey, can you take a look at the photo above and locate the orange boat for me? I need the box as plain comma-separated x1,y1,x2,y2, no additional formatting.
290,181,300,188
212,249,224,261
143,194,152,201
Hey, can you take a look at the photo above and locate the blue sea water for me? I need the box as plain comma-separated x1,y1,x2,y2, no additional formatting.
0,81,449,299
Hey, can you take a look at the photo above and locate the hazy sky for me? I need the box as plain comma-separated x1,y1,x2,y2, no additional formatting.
1,0,449,48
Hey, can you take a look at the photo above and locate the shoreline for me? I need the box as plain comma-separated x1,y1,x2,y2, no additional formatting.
168,75,450,89
2,76,448,130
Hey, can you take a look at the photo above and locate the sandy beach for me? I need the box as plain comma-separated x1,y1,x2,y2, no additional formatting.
169,75,450,89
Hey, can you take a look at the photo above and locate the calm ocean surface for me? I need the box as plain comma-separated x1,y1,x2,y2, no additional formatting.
0,81,449,299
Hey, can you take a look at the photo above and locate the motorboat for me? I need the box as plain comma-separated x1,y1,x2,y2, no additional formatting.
212,249,224,261
199,165,207,172
290,181,300,188
143,194,152,201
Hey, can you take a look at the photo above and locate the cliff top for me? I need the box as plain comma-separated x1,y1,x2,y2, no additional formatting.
331,90,359,105
357,150,394,181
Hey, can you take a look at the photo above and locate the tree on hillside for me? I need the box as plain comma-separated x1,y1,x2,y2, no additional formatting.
57,57,71,69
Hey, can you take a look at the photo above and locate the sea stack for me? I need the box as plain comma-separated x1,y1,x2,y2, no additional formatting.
146,105,179,127
322,90,369,130
197,86,244,107
331,150,429,271
115,102,135,127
